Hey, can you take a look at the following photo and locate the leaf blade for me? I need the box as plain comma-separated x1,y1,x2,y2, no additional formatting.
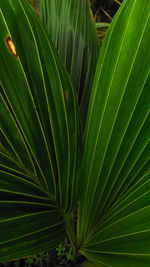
78,0,150,265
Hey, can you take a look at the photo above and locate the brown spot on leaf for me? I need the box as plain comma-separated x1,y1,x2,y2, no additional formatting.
6,37,18,57
65,91,69,100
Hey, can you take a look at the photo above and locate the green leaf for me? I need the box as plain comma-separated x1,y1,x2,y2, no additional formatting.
0,93,36,177
0,169,65,262
0,0,82,261
0,0,82,210
0,210,65,263
81,251,150,267
80,260,104,267
95,23,110,29
78,0,150,265
41,0,100,131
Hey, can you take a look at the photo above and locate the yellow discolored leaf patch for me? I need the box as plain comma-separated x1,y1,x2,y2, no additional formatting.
6,36,18,57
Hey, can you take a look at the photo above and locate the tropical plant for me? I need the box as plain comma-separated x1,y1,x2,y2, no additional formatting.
0,0,150,266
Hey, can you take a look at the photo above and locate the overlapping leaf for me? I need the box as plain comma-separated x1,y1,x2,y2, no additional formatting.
0,0,82,261
78,0,150,265
41,0,100,131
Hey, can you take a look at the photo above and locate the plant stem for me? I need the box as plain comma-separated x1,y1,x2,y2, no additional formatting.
63,212,77,249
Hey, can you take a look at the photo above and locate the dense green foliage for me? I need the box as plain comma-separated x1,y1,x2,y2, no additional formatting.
0,0,150,266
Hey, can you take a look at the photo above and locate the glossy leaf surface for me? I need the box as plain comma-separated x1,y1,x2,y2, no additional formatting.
0,0,82,261
78,0,150,265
